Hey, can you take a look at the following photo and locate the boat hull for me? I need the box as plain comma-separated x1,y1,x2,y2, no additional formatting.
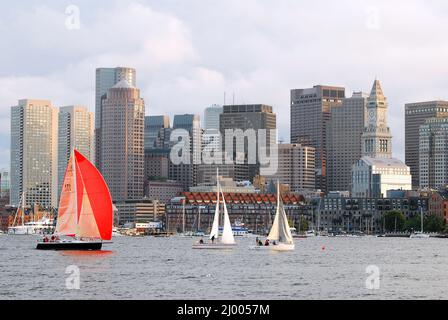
192,243,236,250
36,241,103,250
409,233,430,239
249,243,295,251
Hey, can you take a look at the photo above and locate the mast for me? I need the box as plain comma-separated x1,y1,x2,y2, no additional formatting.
420,207,423,233
182,197,185,234
22,191,25,226
72,149,78,237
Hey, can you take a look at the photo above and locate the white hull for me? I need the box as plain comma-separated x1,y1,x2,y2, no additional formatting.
410,233,430,239
7,226,34,235
192,243,236,250
249,243,295,251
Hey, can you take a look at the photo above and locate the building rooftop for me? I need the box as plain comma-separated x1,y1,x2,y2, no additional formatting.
360,156,409,169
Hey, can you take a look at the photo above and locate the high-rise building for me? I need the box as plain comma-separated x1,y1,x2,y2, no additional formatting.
204,104,223,130
327,92,368,192
220,104,277,182
144,115,171,151
101,80,145,201
419,117,448,189
10,99,58,207
58,106,94,199
290,85,345,191
95,67,136,170
262,143,315,192
0,168,10,199
405,101,448,188
169,114,202,190
352,80,411,198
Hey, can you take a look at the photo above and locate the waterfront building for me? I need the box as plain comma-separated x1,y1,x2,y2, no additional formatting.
419,117,448,189
290,85,345,191
262,143,315,192
428,188,448,224
10,99,58,208
316,194,428,234
327,92,368,192
144,180,184,203
114,199,165,226
220,104,277,183
190,176,256,193
165,192,307,234
352,79,411,198
405,100,448,188
95,67,136,170
101,80,145,201
57,106,94,199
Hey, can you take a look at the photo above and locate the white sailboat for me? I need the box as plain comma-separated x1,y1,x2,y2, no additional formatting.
251,181,295,251
410,208,430,239
192,170,236,249
8,192,33,235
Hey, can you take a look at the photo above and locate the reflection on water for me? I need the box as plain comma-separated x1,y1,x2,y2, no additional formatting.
1,235,448,300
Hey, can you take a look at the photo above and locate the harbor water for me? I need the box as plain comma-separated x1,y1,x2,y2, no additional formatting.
1,235,447,299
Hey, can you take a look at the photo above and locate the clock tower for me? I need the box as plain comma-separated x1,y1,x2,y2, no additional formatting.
361,79,392,158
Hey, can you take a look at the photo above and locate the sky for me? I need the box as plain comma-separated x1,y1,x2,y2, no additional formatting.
0,0,447,169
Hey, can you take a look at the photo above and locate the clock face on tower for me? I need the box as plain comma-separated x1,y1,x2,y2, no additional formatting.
368,109,376,123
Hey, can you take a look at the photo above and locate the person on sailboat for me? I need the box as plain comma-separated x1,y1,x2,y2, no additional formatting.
199,238,204,244
264,239,270,246
211,235,215,243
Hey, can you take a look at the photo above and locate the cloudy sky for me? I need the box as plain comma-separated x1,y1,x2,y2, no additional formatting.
1,0,447,169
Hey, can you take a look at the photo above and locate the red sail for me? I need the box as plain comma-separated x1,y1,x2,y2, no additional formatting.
74,150,113,240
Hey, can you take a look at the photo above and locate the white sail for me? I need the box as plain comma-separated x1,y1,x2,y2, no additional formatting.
267,181,293,244
220,191,235,245
209,171,220,240
267,205,280,241
277,199,294,244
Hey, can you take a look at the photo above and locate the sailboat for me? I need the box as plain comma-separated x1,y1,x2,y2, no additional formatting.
192,170,236,249
8,192,32,235
36,149,113,250
409,208,430,239
251,181,295,251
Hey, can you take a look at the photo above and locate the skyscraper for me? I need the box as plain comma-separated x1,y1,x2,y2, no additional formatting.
405,101,448,188
419,117,448,189
101,80,145,201
290,85,345,191
220,104,277,182
144,116,171,181
10,99,58,207
169,114,202,190
95,67,136,170
361,80,392,159
262,143,315,192
352,80,411,198
327,92,368,192
0,168,10,199
204,104,223,130
144,115,171,151
58,106,94,199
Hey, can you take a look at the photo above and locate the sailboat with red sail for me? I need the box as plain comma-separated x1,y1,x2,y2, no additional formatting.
36,149,113,250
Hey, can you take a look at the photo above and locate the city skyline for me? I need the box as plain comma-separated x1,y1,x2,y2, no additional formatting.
1,1,448,169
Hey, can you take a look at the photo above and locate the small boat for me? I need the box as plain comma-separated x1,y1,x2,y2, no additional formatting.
250,181,295,251
192,169,236,250
219,220,249,236
8,192,35,235
409,208,430,239
36,149,113,250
